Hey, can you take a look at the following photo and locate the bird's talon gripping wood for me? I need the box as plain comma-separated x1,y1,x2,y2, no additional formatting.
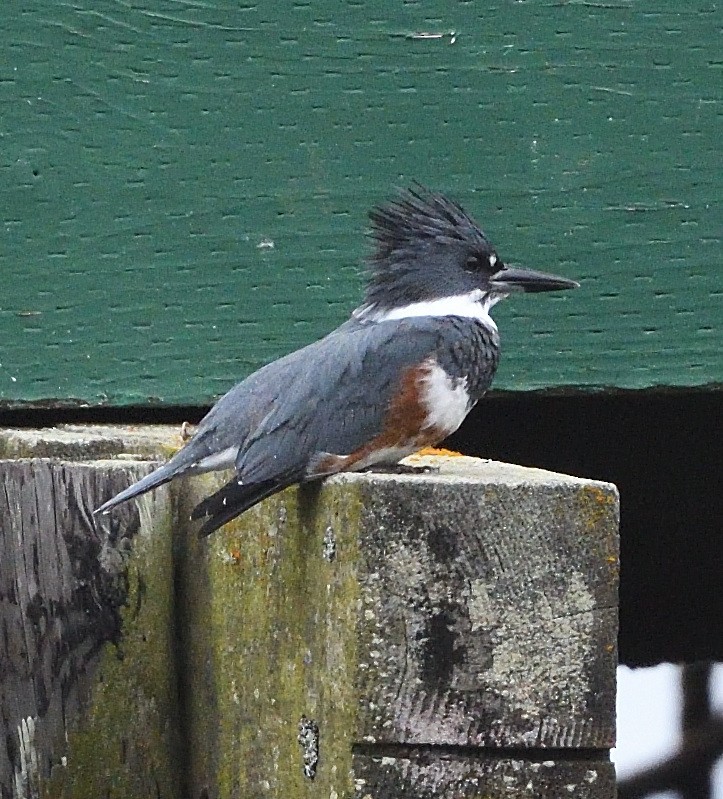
94,186,578,535
361,463,439,475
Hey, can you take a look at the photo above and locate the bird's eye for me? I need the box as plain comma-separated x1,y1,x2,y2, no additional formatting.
464,256,480,272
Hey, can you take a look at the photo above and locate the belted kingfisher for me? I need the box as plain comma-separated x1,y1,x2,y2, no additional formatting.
96,186,578,536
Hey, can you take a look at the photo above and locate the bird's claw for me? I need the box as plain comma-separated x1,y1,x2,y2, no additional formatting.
361,463,439,475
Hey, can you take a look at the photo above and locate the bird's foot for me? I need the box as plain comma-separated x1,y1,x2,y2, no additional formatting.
361,463,439,475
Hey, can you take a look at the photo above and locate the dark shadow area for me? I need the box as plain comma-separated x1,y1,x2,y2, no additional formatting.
445,388,722,667
0,405,208,428
1,387,720,666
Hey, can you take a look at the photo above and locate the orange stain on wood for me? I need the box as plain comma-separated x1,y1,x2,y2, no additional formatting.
415,446,464,457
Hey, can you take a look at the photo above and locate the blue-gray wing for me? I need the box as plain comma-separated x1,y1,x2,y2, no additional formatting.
229,317,446,485
96,315,495,524
186,314,497,491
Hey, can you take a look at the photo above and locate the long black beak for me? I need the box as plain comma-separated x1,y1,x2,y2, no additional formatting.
490,266,579,293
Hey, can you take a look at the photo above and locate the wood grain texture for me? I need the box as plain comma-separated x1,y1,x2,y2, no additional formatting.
1,2,720,406
0,427,618,797
351,471,618,749
352,752,615,799
0,424,182,461
0,459,179,798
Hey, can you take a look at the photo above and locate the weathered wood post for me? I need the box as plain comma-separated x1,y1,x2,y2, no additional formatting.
180,454,619,798
0,427,182,799
0,427,618,799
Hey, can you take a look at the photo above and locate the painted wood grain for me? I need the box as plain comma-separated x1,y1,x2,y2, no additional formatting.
1,2,720,406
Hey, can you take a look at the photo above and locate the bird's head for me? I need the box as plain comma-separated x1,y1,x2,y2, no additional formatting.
357,185,578,321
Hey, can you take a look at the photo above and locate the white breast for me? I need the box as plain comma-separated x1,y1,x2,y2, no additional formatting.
419,361,472,437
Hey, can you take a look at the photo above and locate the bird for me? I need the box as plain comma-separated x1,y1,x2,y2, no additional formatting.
95,185,578,536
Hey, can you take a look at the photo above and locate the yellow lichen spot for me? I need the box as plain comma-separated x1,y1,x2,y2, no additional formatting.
577,484,618,531
585,484,617,507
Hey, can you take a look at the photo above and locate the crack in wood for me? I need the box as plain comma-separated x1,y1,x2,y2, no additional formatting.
351,740,611,762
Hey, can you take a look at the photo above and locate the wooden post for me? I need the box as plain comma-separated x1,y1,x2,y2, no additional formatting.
0,435,181,799
180,455,619,798
0,427,618,798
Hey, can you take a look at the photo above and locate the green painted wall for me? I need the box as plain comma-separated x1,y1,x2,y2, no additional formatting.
1,1,720,407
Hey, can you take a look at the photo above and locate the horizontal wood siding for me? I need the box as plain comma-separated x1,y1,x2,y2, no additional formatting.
1,2,720,406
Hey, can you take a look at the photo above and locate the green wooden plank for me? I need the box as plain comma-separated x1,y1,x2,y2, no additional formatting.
1,1,720,406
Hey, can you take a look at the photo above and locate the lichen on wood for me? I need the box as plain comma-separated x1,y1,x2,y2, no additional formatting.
0,458,181,799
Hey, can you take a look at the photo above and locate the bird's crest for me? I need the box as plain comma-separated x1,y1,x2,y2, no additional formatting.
368,184,491,266
362,185,495,310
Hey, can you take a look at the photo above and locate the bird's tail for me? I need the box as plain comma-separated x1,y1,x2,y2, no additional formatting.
94,460,185,516
191,477,293,537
